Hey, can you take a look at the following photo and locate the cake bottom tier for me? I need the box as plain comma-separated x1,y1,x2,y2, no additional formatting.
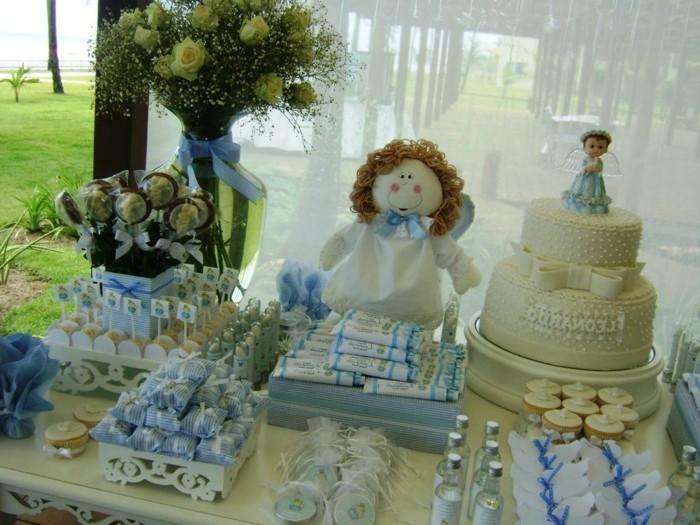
466,313,663,420
480,257,656,371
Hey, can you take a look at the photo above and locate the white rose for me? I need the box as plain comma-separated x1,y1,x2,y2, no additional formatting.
134,26,160,52
154,55,174,79
239,15,269,46
118,11,144,28
144,2,168,28
288,82,315,108
253,73,283,104
169,37,210,81
189,5,219,32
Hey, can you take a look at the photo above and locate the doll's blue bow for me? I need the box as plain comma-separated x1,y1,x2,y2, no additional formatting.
376,211,428,240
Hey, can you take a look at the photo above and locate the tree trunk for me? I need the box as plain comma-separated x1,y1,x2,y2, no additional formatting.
47,0,64,94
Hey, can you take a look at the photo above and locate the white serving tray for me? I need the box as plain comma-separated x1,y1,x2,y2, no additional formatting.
98,418,261,501
49,345,160,397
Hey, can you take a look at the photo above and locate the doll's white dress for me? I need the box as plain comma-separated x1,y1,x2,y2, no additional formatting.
321,214,466,328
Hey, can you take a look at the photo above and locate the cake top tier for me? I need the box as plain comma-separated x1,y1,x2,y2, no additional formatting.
521,198,642,268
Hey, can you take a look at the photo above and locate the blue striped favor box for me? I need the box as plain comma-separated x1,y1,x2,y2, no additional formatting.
102,268,175,339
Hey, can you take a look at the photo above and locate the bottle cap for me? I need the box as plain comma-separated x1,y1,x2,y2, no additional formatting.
447,432,464,447
488,461,503,477
485,420,499,436
455,414,469,429
682,445,697,461
447,453,462,468
485,439,499,454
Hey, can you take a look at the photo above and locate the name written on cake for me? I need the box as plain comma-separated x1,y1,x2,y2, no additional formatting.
521,300,625,343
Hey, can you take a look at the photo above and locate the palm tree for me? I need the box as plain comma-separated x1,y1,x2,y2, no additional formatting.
1,65,40,102
47,0,64,94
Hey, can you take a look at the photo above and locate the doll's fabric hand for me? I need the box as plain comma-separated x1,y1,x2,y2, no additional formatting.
448,252,481,294
319,232,346,270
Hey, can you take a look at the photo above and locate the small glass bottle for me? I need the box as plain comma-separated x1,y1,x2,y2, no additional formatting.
471,461,504,525
468,440,500,520
434,432,468,491
205,336,222,361
220,323,236,356
471,421,500,480
454,414,471,479
669,446,699,508
441,293,460,344
673,466,700,525
430,453,463,525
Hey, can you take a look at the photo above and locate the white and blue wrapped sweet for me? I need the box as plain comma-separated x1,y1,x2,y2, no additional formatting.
160,432,199,461
109,391,150,427
126,426,166,452
138,369,167,394
0,333,59,439
181,405,227,438
242,391,268,418
163,358,210,383
145,405,183,432
189,379,228,408
148,378,199,410
218,392,243,419
332,309,423,351
89,415,135,446
195,433,240,466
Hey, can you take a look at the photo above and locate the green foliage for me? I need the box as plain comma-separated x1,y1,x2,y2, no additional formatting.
1,64,40,102
0,216,63,285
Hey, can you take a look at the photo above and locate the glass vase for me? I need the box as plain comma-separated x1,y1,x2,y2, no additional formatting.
153,110,267,298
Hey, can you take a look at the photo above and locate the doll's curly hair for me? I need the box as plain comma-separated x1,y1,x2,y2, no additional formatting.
350,138,464,236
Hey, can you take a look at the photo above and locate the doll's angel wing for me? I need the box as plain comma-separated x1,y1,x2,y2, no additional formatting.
557,150,623,177
557,148,587,174
599,152,623,177
450,193,475,240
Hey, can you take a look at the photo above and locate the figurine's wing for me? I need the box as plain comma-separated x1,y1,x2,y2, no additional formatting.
600,152,623,177
557,148,587,174
450,193,475,240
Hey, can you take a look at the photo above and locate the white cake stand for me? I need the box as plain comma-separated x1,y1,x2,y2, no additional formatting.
465,312,664,420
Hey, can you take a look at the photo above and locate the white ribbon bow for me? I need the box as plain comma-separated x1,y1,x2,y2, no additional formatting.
155,238,203,264
114,228,150,260
512,243,645,299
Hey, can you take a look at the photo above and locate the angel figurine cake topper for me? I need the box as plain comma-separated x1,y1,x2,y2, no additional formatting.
560,129,622,214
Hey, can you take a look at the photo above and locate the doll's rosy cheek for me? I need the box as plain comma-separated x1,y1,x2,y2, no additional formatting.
413,184,422,193
391,183,400,192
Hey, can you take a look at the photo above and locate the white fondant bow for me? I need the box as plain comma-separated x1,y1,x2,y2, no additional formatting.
512,243,645,299
114,228,150,260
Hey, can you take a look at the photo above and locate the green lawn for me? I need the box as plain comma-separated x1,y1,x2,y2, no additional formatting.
0,78,94,335
0,78,94,225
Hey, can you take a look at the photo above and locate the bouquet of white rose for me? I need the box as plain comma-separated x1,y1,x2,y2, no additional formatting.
91,0,353,137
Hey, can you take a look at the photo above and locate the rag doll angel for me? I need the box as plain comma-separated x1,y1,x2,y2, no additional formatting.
319,138,481,329
560,129,622,214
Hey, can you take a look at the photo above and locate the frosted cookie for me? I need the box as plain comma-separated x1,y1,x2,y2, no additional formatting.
583,413,625,443
73,403,109,429
525,378,562,397
561,382,597,402
600,404,639,431
542,408,583,439
597,387,634,408
562,397,600,419
45,421,89,458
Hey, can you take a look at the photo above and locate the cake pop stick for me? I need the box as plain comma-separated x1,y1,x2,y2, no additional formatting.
54,284,71,322
123,297,141,340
